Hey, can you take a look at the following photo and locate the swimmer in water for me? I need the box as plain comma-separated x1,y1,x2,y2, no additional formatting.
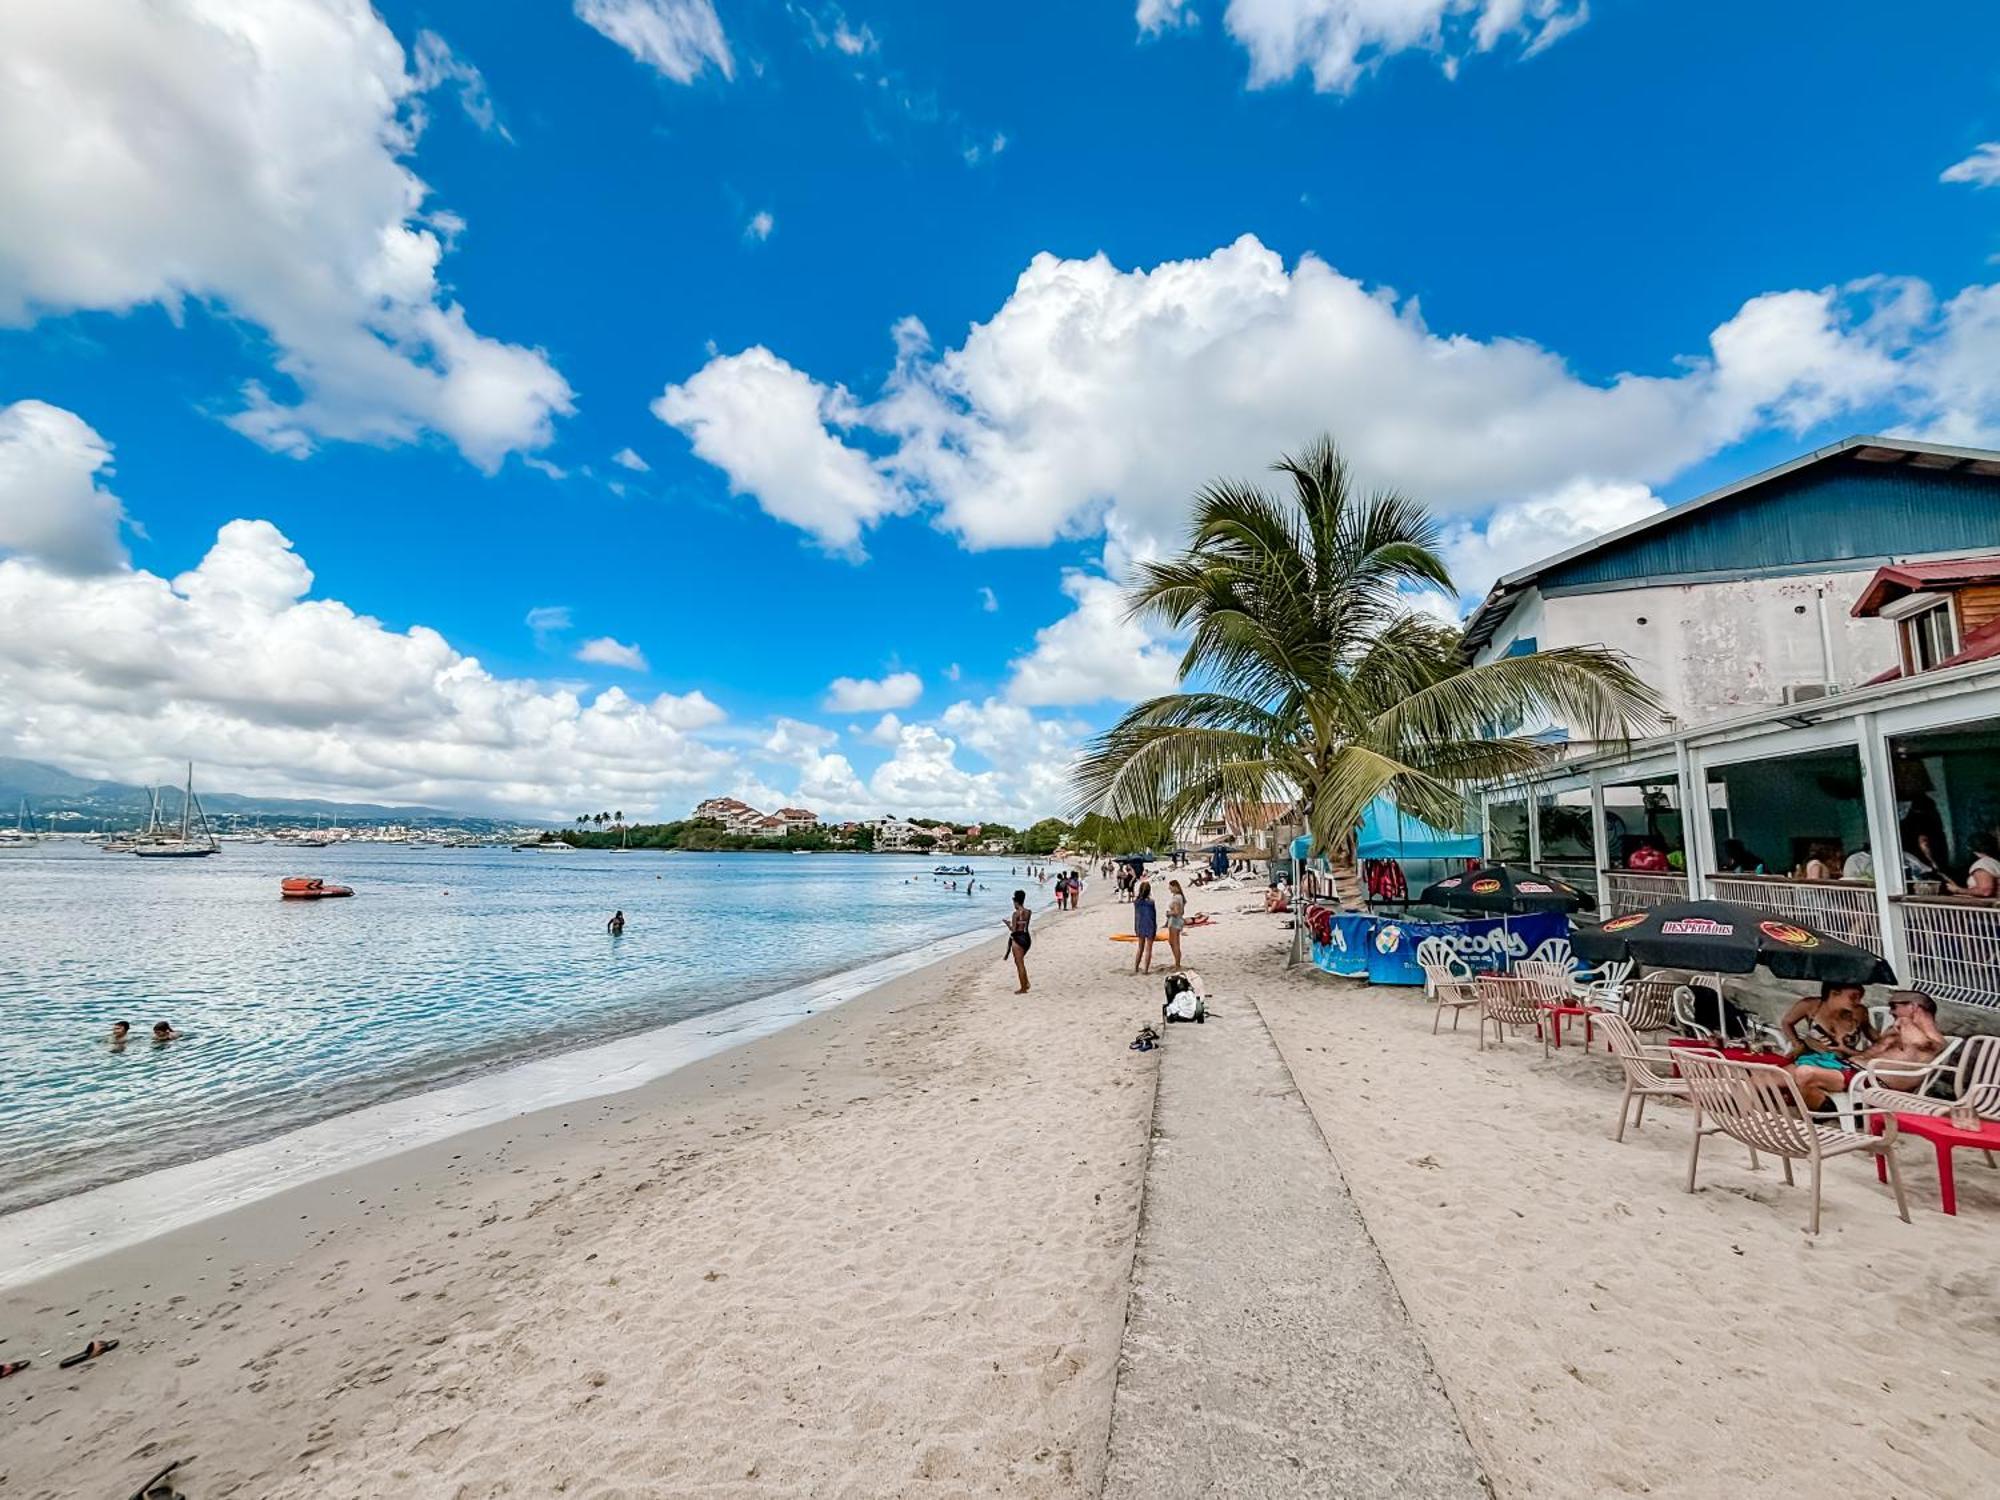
607,910,626,935
151,1021,180,1045
108,1020,131,1052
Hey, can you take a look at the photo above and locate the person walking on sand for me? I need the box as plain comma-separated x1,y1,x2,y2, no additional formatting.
1004,889,1033,994
1132,880,1158,975
1165,879,1187,969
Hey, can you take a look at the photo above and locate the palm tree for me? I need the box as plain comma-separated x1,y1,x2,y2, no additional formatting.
1071,436,1660,861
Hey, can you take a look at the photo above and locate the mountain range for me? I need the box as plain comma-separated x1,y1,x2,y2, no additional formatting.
0,757,522,831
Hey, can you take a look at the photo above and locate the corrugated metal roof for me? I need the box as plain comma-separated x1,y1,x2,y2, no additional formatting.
1461,435,2000,655
1852,557,2000,616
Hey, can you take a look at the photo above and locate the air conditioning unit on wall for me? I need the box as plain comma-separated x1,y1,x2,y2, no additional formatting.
1782,683,1832,705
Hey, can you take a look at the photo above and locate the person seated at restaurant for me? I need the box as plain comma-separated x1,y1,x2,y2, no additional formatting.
1625,840,1670,872
1719,838,1767,874
1797,842,1844,881
1945,831,2000,898
1791,991,1948,1110
1841,843,1876,880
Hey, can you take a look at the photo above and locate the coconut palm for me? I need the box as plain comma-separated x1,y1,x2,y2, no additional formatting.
1071,436,1661,857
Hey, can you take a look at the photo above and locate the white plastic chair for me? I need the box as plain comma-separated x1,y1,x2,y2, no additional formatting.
1526,936,1575,971
1414,937,1462,998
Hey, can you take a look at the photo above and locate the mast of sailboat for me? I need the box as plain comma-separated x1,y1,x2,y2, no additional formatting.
181,763,193,842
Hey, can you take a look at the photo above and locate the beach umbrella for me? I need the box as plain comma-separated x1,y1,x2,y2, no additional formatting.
1572,899,1895,986
1420,863,1596,915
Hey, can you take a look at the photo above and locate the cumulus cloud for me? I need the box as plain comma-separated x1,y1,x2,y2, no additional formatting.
574,0,733,83
1006,571,1183,707
762,715,838,762
575,636,650,671
652,347,904,551
863,713,905,745
0,401,128,576
1439,478,1665,600
1140,0,1589,91
825,671,923,712
1942,143,2000,189
612,447,650,472
664,236,1999,576
0,1,573,470
0,518,735,818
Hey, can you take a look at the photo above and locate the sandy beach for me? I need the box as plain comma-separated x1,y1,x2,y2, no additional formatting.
6,883,2000,1499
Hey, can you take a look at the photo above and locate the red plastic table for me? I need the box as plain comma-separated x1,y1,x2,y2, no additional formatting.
1663,1039,1795,1075
1869,1111,2000,1216
1541,1003,1603,1049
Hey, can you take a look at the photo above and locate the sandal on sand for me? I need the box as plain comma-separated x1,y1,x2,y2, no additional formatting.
0,1360,28,1378
59,1338,118,1369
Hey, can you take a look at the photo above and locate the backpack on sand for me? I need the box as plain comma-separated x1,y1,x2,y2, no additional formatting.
1162,972,1206,1024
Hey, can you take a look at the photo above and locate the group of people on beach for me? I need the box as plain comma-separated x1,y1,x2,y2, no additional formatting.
1128,878,1188,975
1779,982,1951,1109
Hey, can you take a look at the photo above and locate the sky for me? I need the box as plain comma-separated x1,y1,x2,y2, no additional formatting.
2,0,1998,824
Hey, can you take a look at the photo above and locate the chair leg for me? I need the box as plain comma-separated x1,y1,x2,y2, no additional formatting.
1780,1155,1794,1187
1883,1142,1911,1224
1808,1156,1823,1236
1684,1123,1703,1193
1433,1003,1444,1035
1614,1085,1632,1142
1634,1093,1648,1129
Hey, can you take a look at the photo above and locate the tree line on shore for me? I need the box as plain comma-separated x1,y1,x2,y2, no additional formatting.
529,811,1175,856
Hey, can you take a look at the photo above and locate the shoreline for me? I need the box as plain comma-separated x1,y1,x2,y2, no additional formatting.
2,901,1045,1291
2,877,1150,1499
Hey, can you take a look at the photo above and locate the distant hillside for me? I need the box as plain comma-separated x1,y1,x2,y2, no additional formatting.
0,757,525,831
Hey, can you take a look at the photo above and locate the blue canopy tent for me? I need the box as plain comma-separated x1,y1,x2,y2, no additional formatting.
1354,798,1482,863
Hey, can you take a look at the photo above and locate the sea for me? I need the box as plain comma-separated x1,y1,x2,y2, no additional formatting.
0,841,1030,1217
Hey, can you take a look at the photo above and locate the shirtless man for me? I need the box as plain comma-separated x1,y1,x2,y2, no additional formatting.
1791,991,1947,1109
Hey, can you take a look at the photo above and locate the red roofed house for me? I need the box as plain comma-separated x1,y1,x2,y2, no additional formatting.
1852,557,2000,681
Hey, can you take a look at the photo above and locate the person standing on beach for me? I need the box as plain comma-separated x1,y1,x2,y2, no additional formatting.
1004,890,1032,994
1165,879,1186,969
1132,881,1158,975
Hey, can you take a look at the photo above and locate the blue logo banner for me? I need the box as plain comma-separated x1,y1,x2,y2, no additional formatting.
1310,910,1569,986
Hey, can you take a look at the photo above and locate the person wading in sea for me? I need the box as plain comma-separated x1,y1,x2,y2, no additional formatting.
607,910,626,935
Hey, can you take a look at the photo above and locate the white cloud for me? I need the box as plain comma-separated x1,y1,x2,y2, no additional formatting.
0,1,573,471
525,604,573,638
409,29,507,138
1137,1,1197,34
762,715,838,762
1006,571,1183,707
1439,478,1665,600
574,0,733,83
825,670,923,712
944,662,962,682
978,585,999,612
863,712,904,745
0,401,128,576
1942,143,2000,189
652,346,904,552
665,236,1997,569
0,518,736,818
1154,1,1590,93
612,447,650,472
576,636,650,671
746,210,776,242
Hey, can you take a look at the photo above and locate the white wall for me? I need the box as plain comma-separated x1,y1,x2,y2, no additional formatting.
1477,570,1901,738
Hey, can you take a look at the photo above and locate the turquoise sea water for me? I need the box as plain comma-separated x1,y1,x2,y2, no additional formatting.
0,843,1028,1215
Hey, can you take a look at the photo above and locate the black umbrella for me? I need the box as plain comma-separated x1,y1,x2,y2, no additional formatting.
1420,863,1596,915
1572,899,1895,986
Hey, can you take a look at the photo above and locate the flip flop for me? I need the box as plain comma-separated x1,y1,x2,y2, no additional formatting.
59,1338,118,1368
0,1360,28,1378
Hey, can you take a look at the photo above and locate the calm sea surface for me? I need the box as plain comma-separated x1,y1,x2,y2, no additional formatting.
0,842,1028,1215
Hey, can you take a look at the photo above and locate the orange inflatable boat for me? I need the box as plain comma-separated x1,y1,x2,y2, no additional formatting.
281,876,354,899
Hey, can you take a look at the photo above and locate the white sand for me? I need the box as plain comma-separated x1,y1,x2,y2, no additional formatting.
1258,968,2000,1500
1,886,1162,1499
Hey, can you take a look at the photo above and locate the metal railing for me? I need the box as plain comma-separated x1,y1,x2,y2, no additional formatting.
1604,871,1686,914
1707,874,1881,953
1533,859,1595,887
1896,897,2000,1010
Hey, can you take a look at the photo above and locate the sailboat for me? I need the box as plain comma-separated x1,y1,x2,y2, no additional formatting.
132,764,220,858
0,798,37,849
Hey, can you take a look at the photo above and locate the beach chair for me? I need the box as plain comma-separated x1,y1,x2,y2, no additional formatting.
1417,940,1481,1035
1675,1052,1910,1235
1598,1015,1703,1141
1852,1034,1999,1128
1476,974,1549,1057
1616,974,1678,1039
1526,937,1575,971
1571,957,1635,1008
1825,1038,1964,1134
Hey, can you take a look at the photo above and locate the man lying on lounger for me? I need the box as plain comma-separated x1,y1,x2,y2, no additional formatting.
1789,991,1948,1110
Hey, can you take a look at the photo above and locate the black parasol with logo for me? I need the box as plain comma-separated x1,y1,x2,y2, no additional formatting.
1419,863,1596,915
1572,899,1896,986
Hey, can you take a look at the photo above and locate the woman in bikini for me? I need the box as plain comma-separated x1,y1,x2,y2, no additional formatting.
1004,889,1032,994
1164,879,1187,970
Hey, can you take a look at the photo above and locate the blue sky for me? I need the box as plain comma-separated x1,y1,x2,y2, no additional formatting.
2,0,1998,821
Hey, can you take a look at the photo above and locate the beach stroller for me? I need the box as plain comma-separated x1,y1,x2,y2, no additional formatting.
1163,971,1207,1024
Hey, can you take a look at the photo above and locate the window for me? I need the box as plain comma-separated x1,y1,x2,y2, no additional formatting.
1904,600,1959,674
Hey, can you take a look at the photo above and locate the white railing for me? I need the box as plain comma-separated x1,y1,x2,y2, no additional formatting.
1604,871,1686,914
1896,897,2000,1010
1707,874,1881,953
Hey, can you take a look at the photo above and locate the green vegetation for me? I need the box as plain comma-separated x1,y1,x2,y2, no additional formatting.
1072,435,1660,858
